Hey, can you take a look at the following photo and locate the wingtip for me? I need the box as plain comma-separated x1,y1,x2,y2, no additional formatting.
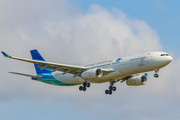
1,51,10,57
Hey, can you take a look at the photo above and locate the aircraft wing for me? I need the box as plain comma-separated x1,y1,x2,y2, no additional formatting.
2,51,114,77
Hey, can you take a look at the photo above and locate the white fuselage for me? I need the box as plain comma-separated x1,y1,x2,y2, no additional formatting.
51,52,172,85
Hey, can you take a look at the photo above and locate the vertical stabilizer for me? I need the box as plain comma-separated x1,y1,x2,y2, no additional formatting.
30,49,52,74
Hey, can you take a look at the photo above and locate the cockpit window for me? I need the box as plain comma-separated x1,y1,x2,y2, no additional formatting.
161,54,169,56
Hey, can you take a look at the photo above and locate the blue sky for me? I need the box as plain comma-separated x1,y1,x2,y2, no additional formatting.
1,0,180,120
70,0,180,56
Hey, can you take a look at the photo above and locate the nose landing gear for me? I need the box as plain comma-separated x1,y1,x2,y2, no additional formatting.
154,69,159,78
154,74,159,78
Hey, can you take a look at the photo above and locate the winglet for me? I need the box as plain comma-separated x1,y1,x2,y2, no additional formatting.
1,51,10,57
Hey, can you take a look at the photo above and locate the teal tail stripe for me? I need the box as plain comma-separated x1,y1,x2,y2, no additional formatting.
1,51,10,57
41,74,79,86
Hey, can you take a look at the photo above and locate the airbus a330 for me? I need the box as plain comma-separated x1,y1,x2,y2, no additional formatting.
2,50,172,95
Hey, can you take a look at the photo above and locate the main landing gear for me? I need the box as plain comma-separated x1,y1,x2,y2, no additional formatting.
154,68,159,78
105,81,117,95
79,82,90,91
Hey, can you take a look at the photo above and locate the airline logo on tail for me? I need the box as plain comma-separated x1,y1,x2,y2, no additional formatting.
30,49,52,74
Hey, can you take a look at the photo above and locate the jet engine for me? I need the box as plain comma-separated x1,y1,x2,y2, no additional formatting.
81,68,103,79
126,75,147,86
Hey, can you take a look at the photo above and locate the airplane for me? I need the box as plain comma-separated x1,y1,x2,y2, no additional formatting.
1,49,172,95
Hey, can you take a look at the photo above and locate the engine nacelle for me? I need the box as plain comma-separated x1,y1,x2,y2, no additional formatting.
81,68,103,79
126,75,147,86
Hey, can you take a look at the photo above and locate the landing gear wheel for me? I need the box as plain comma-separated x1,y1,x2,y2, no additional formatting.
112,87,116,91
154,69,159,78
83,82,87,87
109,90,112,95
79,81,90,91
109,86,113,91
154,74,159,78
86,83,90,87
83,87,86,91
105,90,109,94
79,86,83,91
105,80,119,95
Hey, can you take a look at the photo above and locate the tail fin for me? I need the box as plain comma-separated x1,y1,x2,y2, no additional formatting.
30,49,52,74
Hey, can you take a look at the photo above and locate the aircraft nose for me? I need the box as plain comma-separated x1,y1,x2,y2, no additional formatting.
166,56,173,63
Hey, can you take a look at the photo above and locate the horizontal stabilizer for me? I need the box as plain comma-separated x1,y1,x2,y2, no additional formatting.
9,72,42,79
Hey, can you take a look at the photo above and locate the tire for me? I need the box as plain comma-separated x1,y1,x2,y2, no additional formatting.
105,90,109,94
109,86,113,90
86,83,90,87
109,90,112,95
154,74,159,78
113,87,116,91
83,87,86,91
156,74,159,78
83,82,87,87
79,86,83,91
